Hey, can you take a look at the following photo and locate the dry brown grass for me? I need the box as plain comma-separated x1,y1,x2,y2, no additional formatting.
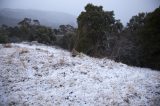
19,48,29,54
7,57,12,64
3,43,12,48
20,59,26,68
59,58,65,65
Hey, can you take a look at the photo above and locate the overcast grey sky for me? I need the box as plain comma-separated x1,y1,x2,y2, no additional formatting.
0,0,160,25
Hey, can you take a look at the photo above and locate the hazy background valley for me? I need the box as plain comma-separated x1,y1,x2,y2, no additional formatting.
0,0,159,26
0,8,77,28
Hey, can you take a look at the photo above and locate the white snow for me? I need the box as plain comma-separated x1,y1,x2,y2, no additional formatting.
0,42,160,106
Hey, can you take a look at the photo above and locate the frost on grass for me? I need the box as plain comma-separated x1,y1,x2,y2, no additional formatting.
0,43,160,106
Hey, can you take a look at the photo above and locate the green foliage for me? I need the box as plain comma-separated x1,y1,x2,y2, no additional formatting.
139,7,160,69
0,25,9,43
76,3,123,56
17,18,56,44
0,18,57,45
114,7,160,70
32,26,56,44
77,4,107,48
113,13,147,66
77,4,107,53
54,24,77,50
59,32,76,50
127,13,147,31
0,35,8,43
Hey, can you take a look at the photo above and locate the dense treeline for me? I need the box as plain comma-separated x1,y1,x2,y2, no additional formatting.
139,8,160,69
0,18,76,46
0,4,159,70
0,18,55,44
112,7,160,70
75,4,160,70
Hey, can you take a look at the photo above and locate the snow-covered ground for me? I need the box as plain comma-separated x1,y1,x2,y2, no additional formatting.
0,42,160,106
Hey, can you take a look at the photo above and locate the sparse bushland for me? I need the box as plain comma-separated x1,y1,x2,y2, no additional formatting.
0,5,159,70
139,7,160,69
58,32,76,50
0,25,9,43
0,18,57,44
112,7,160,70
54,25,77,50
74,4,160,70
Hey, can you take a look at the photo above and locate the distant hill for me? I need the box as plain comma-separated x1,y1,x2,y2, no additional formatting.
0,8,77,28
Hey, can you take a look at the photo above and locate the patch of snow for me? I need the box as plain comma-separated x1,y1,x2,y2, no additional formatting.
0,43,160,106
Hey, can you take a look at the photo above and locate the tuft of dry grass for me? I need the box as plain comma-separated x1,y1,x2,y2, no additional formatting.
59,58,65,65
19,48,29,54
3,43,12,48
20,59,26,68
7,57,12,64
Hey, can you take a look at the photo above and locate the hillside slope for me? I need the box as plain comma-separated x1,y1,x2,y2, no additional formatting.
0,43,160,106
0,8,77,28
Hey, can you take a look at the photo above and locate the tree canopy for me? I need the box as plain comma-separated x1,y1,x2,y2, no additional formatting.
76,3,123,56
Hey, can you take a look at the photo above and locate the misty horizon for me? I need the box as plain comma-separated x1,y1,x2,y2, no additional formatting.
0,0,160,25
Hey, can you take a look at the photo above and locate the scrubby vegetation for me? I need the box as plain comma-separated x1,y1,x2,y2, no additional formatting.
75,4,160,70
76,4,123,57
112,7,160,70
0,4,159,70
